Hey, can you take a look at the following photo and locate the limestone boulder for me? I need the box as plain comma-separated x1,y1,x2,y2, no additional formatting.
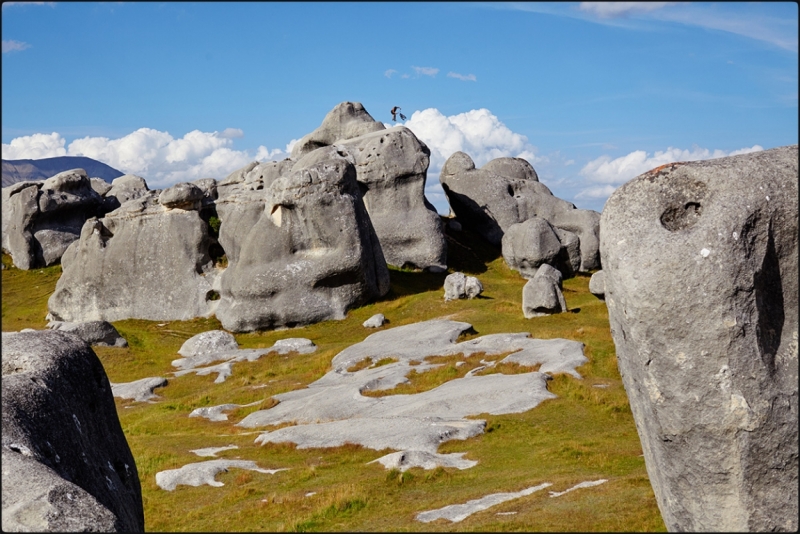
444,272,483,301
588,270,605,300
502,216,577,279
1,330,144,532
102,174,149,211
291,102,447,271
1,169,104,269
522,264,567,318
215,146,389,332
440,152,601,270
47,320,128,347
47,190,217,322
159,182,204,209
290,101,385,159
337,126,447,271
600,145,798,531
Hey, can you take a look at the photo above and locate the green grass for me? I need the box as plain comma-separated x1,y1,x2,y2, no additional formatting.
1,222,666,532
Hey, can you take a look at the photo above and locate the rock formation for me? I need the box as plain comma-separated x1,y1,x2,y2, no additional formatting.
2,169,104,269
600,145,798,531
440,152,600,272
502,216,578,278
47,320,128,347
443,272,483,301
215,146,389,332
589,270,605,300
2,330,144,532
290,102,447,271
522,263,568,318
47,187,218,323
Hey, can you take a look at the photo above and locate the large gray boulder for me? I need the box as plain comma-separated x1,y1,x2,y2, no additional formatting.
47,320,128,347
47,190,218,322
502,216,577,279
102,174,149,211
291,102,447,271
600,145,798,531
522,263,567,318
290,101,385,159
440,152,601,271
2,330,144,532
1,169,104,269
215,146,390,332
337,126,447,271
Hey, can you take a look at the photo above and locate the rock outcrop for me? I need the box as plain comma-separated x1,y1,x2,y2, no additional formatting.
440,152,600,271
291,102,447,271
47,320,128,347
502,216,578,278
522,263,567,318
2,330,144,532
215,146,389,331
600,145,798,531
2,169,104,269
47,188,218,322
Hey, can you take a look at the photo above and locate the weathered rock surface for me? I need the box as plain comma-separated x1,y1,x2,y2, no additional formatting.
290,101,385,159
589,270,605,300
440,152,601,270
443,272,483,301
363,313,386,328
1,169,104,269
291,102,447,271
47,320,128,347
502,216,578,278
158,182,204,209
237,319,587,471
2,330,144,532
47,190,218,323
522,264,567,318
215,146,389,332
600,145,798,532
155,460,287,491
369,450,477,472
110,377,168,402
102,174,149,211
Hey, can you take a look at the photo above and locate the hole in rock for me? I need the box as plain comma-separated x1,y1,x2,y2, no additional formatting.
660,202,702,231
206,290,220,301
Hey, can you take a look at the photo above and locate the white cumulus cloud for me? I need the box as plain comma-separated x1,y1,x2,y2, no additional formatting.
576,144,764,202
384,69,397,78
2,128,292,189
2,132,66,159
447,71,477,82
412,66,439,77
2,39,31,53
579,2,676,18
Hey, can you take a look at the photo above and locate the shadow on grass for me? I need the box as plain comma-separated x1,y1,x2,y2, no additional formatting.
444,223,502,275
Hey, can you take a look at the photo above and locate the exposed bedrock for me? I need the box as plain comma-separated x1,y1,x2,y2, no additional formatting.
1,169,104,269
600,144,798,532
1,330,144,532
290,102,447,271
215,146,390,332
47,187,217,322
440,152,600,271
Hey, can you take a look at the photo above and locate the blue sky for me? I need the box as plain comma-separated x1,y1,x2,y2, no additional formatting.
2,2,797,213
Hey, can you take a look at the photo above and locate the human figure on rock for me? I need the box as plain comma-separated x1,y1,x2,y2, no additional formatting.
390,106,407,121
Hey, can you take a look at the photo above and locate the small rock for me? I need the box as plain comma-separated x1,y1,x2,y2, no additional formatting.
363,313,386,328
589,270,605,300
522,264,567,318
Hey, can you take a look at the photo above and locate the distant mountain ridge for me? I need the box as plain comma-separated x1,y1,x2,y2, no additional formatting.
2,156,124,187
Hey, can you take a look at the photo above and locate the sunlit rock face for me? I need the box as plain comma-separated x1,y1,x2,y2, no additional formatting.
440,152,600,272
292,101,447,271
601,145,798,532
215,146,389,332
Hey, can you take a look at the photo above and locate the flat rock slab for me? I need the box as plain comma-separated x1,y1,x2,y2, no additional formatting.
189,445,239,458
172,335,316,383
155,459,287,491
548,479,607,498
110,377,168,402
189,401,261,422
370,450,476,472
236,319,586,470
416,483,552,523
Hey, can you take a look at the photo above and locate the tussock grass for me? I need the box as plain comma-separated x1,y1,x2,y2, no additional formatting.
1,222,665,532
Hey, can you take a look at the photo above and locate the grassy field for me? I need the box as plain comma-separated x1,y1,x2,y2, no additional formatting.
1,226,666,532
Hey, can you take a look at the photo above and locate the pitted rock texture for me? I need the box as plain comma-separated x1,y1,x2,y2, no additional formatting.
440,152,600,271
236,319,587,469
47,190,217,323
215,146,389,332
2,330,144,532
1,169,104,269
600,144,798,532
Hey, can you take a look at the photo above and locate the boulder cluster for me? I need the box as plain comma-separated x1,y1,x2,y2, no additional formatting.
2,101,602,330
